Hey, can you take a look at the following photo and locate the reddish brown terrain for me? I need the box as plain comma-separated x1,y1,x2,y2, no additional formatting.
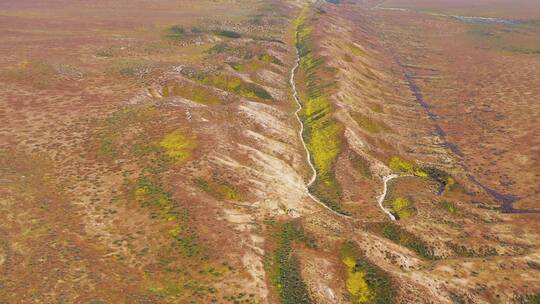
0,0,538,303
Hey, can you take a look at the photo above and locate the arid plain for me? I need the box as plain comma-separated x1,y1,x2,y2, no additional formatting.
0,0,539,303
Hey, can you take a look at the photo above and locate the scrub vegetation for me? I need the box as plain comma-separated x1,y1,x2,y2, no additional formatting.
369,223,437,260
268,222,315,304
340,241,395,304
388,156,427,177
191,72,272,101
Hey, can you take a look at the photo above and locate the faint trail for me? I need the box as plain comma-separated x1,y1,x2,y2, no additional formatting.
290,46,350,219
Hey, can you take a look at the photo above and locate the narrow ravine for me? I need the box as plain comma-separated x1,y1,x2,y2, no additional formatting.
290,34,405,221
290,46,351,219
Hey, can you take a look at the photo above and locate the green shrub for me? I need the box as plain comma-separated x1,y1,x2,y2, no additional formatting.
216,30,241,38
340,241,395,304
370,223,436,260
164,25,187,41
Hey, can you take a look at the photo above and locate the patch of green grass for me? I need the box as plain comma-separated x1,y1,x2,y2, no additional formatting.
340,241,395,304
268,222,315,304
370,223,436,260
391,197,415,220
162,83,223,105
192,73,272,100
351,112,391,134
295,10,346,214
194,177,242,201
159,129,196,163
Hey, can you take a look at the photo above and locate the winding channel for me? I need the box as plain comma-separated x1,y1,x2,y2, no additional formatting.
289,46,351,218
372,3,517,25
290,43,400,220
377,175,398,221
